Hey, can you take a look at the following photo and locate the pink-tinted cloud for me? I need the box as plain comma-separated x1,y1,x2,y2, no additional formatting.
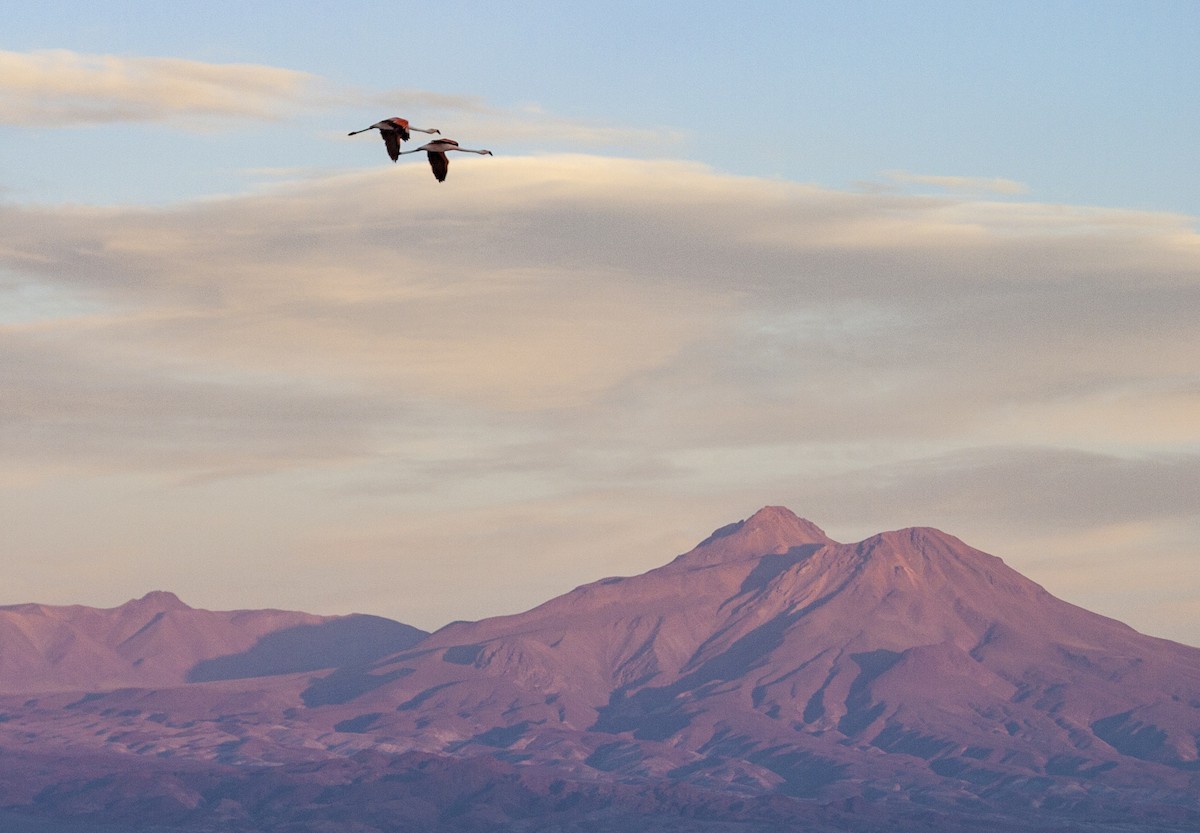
1,155,1197,641
0,49,321,126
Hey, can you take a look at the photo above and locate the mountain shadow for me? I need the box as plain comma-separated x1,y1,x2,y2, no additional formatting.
186,614,427,682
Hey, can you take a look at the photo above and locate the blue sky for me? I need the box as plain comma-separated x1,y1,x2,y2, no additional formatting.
2,2,1199,644
7,2,1200,210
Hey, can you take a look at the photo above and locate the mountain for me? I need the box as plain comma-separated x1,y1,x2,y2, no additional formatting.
309,506,1200,797
1,507,1198,832
0,591,427,693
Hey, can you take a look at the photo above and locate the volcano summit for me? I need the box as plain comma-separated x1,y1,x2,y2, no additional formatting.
2,507,1198,832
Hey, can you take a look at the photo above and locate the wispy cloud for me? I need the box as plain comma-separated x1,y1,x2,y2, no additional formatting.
0,49,322,126
0,48,681,157
2,155,1197,638
884,169,1030,196
361,89,686,149
4,154,1197,472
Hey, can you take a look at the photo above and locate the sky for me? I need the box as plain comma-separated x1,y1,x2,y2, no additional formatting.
2,1,1199,645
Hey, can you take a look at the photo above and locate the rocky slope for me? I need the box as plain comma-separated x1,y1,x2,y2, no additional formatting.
0,591,426,693
2,507,1198,831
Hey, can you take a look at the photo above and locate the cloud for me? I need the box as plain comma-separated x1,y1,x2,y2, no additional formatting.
359,89,687,149
884,169,1030,195
0,327,404,477
3,155,1198,461
799,446,1200,534
0,46,682,145
0,49,323,126
1,154,1198,639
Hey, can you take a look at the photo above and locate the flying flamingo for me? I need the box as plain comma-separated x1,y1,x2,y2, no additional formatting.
398,138,493,182
347,118,440,162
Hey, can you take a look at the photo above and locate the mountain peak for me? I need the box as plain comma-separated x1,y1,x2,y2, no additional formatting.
5,511,1200,831
681,506,834,566
736,505,832,543
124,590,190,612
748,504,825,531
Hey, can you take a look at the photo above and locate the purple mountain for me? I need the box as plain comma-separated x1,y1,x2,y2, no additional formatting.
0,591,426,693
2,507,1198,832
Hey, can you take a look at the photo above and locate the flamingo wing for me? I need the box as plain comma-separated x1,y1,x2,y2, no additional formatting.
427,151,449,182
383,131,401,161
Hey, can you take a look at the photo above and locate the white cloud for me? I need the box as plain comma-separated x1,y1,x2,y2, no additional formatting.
4,154,1198,462
884,169,1030,195
0,48,686,153
0,49,322,126
360,88,687,150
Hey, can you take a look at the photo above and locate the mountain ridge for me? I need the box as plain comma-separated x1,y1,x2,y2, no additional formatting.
0,592,427,694
1,506,1198,831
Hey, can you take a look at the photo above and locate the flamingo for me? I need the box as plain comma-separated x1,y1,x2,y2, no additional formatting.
347,118,440,162
398,138,493,182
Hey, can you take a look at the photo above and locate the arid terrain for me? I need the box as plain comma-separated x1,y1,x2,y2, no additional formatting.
3,507,1198,831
